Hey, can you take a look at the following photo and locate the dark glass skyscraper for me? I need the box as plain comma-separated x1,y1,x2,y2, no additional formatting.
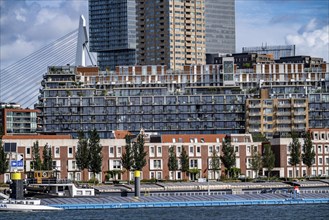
88,0,136,70
205,0,236,55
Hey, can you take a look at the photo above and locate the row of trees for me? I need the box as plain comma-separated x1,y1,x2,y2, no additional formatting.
75,129,103,181
250,131,316,179
289,131,315,178
30,141,53,171
165,132,315,180
121,134,147,183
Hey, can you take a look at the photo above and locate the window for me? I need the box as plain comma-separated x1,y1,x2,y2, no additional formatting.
196,146,201,154
314,132,318,140
110,147,114,154
55,147,60,158
318,145,322,153
150,146,155,155
177,171,181,180
235,146,239,153
68,147,73,158
117,146,122,156
26,147,31,158
247,146,251,153
157,146,162,154
157,172,162,180
190,159,198,168
113,160,121,169
319,157,323,165
153,160,162,169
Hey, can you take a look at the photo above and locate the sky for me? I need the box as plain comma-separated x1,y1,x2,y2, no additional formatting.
0,0,328,70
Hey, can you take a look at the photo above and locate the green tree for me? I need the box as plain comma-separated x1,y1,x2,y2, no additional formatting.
179,147,189,180
250,147,262,178
220,136,236,178
168,146,178,180
210,149,220,180
76,130,89,180
0,140,9,177
32,141,42,170
302,131,315,176
133,133,147,171
262,143,275,180
42,143,53,170
121,135,134,183
289,132,301,178
252,133,268,142
88,129,102,183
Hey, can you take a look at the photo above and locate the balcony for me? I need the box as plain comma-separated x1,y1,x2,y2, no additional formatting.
248,128,260,132
276,103,291,108
293,103,306,107
276,111,291,116
248,118,261,124
249,112,261,116
248,104,261,108
276,127,291,132
294,111,306,116
276,120,292,124
293,119,306,124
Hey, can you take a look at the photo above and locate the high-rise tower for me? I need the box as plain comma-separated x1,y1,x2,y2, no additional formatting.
205,0,236,56
136,0,206,71
88,0,136,70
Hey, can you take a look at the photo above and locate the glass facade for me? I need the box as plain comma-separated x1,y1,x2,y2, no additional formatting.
242,45,296,60
4,111,37,134
205,0,236,55
89,0,136,70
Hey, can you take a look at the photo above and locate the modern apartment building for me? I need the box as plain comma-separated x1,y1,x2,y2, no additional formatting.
245,92,309,139
136,0,206,70
88,0,136,70
242,44,296,60
205,0,235,55
0,103,39,135
35,64,246,138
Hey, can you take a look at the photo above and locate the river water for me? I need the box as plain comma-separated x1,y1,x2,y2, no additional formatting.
1,204,328,220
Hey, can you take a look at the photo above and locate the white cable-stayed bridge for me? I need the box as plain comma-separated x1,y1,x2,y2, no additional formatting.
0,15,93,108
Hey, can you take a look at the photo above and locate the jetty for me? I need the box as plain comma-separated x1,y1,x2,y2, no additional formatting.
42,189,329,210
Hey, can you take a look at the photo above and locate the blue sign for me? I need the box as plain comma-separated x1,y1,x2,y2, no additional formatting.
11,160,23,167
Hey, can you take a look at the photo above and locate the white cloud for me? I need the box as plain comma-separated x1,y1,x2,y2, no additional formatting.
286,25,329,61
298,18,318,33
14,8,27,22
0,36,42,64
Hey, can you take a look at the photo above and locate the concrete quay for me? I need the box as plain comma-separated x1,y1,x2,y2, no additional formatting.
93,180,329,193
